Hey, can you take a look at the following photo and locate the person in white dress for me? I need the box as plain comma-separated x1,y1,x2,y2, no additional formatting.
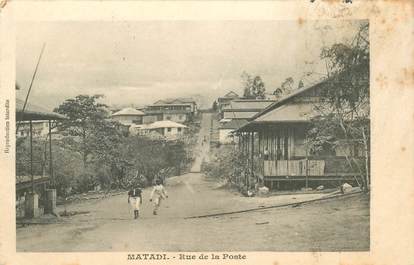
149,180,168,215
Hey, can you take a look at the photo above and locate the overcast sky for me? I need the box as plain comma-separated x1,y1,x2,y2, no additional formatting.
16,20,363,109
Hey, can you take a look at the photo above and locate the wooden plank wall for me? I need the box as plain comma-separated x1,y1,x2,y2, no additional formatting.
258,126,298,160
263,160,325,176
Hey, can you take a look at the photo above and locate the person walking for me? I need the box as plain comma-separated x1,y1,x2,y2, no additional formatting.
128,185,143,219
149,180,168,215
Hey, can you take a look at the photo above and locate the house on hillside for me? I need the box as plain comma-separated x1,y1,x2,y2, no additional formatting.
147,120,187,140
217,91,239,113
16,120,56,138
236,78,368,191
144,98,197,124
129,123,151,136
111,107,145,125
218,119,248,144
142,113,161,124
221,99,275,121
154,98,198,114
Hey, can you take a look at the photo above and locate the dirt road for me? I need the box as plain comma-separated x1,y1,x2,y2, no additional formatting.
16,173,369,252
16,113,369,252
191,112,211,172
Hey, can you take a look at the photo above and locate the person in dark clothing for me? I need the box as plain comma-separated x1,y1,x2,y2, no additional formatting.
128,186,143,219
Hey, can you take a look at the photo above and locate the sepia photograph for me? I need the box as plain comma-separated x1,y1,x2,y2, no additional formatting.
13,19,371,252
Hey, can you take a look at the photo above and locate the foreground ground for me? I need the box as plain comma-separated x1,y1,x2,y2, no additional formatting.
16,172,369,252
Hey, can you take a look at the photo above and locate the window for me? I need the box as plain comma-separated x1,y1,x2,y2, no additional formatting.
167,128,172,132
178,128,182,132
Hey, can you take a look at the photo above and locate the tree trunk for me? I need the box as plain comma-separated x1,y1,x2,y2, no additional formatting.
343,150,364,188
82,130,87,169
362,127,370,191
339,123,366,190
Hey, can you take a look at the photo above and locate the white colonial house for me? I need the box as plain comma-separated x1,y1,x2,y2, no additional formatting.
148,120,187,140
111,107,145,125
143,97,198,124
16,120,57,138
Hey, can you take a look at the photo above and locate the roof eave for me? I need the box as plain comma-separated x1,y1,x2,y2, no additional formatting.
222,108,263,112
16,111,67,121
236,120,310,132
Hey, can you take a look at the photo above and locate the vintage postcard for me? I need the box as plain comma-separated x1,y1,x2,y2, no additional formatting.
0,1,413,265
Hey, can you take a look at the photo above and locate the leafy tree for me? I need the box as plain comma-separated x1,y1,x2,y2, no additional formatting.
212,100,218,112
54,95,110,168
119,137,188,187
53,94,135,191
16,137,46,177
87,120,127,188
241,72,254,98
273,77,294,98
251,76,266,99
241,72,266,99
307,22,370,191
15,135,89,196
51,141,84,195
49,94,195,193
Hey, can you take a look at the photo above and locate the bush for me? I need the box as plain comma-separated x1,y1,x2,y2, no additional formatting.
202,145,246,184
202,144,260,194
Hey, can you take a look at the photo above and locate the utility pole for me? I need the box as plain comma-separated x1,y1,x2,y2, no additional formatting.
16,43,46,133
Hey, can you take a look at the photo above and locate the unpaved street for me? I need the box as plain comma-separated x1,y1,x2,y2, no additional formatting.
16,172,369,252
190,112,211,172
16,113,369,252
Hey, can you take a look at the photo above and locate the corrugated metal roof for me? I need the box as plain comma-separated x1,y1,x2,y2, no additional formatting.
255,103,316,122
223,111,258,119
250,76,327,120
224,99,275,111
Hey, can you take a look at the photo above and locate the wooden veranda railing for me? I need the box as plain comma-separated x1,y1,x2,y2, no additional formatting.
263,160,325,176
